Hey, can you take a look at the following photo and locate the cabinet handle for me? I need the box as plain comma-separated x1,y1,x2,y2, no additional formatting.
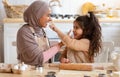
12,41,16,46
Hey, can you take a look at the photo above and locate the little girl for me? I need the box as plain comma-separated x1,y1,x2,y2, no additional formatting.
49,12,102,63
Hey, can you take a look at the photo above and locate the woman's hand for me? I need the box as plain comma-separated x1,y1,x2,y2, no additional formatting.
58,41,64,47
60,58,70,63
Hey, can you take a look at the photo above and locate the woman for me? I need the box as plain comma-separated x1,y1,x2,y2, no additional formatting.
50,12,102,63
17,0,63,67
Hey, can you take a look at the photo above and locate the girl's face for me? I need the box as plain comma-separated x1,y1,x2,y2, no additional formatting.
73,21,83,39
39,8,52,28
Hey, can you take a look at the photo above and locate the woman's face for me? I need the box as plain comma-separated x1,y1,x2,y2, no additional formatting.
39,8,52,28
73,21,83,39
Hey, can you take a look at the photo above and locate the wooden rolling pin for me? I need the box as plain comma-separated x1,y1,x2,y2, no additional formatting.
59,63,93,71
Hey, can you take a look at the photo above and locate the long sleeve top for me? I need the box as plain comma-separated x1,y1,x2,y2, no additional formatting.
17,25,60,66
54,27,93,63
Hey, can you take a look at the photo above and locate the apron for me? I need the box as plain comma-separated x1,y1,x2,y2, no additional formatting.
29,27,51,63
66,48,93,63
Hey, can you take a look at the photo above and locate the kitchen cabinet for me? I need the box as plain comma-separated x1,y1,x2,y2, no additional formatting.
101,23,120,46
45,22,73,63
4,22,24,64
45,22,73,39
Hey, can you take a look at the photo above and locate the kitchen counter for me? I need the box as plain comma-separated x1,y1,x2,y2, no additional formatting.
3,17,120,23
0,63,115,77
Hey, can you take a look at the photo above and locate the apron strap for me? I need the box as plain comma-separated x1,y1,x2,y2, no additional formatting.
29,26,51,47
29,27,38,42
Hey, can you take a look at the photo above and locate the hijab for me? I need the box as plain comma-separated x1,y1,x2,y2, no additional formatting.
23,0,49,33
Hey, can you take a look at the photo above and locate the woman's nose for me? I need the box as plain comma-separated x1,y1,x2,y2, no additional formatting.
49,17,52,21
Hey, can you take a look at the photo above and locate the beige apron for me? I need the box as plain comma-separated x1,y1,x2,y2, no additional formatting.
67,49,91,63
29,27,50,51
29,27,51,63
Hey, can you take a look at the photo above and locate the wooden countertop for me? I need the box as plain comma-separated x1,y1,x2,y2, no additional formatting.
3,17,120,23
0,63,115,77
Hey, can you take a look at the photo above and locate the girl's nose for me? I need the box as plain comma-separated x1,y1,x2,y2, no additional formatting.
73,28,75,32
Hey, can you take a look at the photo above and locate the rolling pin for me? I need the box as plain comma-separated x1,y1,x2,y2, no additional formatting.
59,63,93,71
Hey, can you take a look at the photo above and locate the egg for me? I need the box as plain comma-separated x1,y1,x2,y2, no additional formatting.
13,65,19,69
39,67,43,73
20,66,26,71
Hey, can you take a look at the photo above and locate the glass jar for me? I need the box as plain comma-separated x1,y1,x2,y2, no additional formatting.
111,47,120,71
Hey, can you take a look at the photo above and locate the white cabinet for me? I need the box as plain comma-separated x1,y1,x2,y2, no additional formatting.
45,22,73,39
4,23,24,64
101,23,120,46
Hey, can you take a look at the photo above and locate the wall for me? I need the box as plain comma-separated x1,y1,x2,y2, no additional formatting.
60,0,120,14
0,0,120,24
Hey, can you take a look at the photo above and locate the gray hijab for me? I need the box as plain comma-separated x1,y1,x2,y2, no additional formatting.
24,0,49,28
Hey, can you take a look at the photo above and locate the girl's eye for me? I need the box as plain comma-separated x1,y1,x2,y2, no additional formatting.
74,26,79,29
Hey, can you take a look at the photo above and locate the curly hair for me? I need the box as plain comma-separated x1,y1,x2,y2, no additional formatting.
74,12,102,57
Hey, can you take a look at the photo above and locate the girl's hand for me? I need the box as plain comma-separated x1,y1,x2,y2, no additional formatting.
67,29,72,35
49,22,56,31
60,58,70,63
67,29,73,38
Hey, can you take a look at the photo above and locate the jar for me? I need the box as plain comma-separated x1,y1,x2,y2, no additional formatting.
111,47,120,71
